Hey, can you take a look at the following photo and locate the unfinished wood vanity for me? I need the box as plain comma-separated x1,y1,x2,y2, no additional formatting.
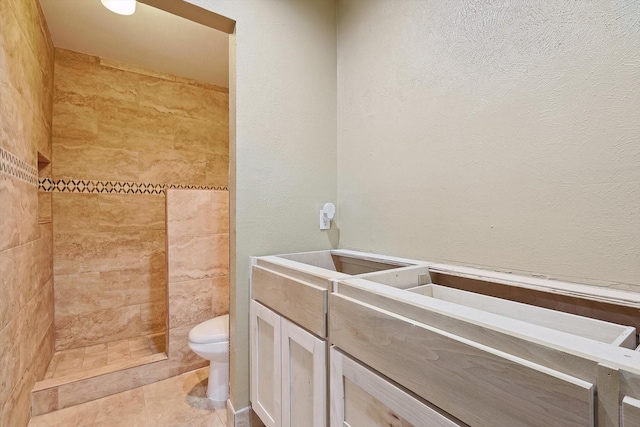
251,251,640,427
250,250,422,427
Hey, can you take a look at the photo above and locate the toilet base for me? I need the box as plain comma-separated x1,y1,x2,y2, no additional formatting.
206,359,229,401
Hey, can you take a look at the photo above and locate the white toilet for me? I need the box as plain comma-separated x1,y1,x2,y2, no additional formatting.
188,314,230,401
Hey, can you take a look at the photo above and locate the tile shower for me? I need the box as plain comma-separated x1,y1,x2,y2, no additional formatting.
29,48,231,411
0,3,230,421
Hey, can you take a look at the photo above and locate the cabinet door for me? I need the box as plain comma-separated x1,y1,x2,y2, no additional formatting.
251,300,281,427
330,347,463,427
281,319,326,427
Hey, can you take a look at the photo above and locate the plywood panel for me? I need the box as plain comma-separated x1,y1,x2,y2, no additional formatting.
430,269,640,333
331,348,462,427
408,284,635,347
282,319,326,427
252,265,327,337
250,301,280,427
622,395,640,427
330,294,594,427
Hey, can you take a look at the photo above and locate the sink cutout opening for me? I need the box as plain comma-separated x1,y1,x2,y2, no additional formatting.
429,271,640,346
278,251,410,274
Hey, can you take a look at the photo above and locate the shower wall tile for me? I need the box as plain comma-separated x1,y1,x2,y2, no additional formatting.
0,0,54,425
54,269,164,317
55,305,142,350
0,176,20,251
169,278,214,329
140,302,167,336
51,49,229,356
51,99,98,142
53,230,142,276
53,143,140,182
98,194,165,232
174,116,228,155
138,77,212,121
138,149,207,186
206,153,231,187
165,189,229,377
52,192,100,233
212,275,230,318
167,233,229,283
97,103,175,149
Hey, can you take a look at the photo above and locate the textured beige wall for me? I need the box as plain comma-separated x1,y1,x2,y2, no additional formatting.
337,0,640,288
190,0,338,409
0,0,55,425
51,49,229,350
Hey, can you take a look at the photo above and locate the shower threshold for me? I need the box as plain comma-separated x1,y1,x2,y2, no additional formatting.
31,333,168,416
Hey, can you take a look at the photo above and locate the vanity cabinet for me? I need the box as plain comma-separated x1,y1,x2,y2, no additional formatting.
330,347,463,427
250,250,422,427
250,300,326,427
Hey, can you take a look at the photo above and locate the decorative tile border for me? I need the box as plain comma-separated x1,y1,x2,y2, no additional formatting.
0,146,38,185
38,178,228,194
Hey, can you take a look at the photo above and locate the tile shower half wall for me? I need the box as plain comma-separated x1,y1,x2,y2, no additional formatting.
51,48,229,351
166,189,230,369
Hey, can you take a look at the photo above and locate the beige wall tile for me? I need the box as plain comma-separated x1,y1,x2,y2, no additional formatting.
167,325,208,376
97,102,175,145
0,249,19,331
140,302,167,336
210,191,230,234
98,194,165,232
205,153,230,187
139,77,211,121
0,319,21,416
0,74,28,160
48,48,229,375
53,231,142,276
0,1,54,425
35,223,53,288
52,98,97,142
38,191,52,223
166,189,216,237
0,176,21,251
139,149,206,185
168,234,229,283
1,369,32,427
168,278,213,329
55,55,139,106
19,180,40,244
174,117,228,155
53,143,139,182
55,305,142,351
212,275,230,318
54,270,161,317
52,193,100,233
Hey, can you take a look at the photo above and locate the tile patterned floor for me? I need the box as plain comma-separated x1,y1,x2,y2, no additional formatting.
44,334,166,380
28,368,226,427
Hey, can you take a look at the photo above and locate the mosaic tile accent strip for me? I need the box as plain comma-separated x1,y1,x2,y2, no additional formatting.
38,178,228,194
0,146,38,185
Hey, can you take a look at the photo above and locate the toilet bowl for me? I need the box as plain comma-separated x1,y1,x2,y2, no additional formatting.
188,314,230,401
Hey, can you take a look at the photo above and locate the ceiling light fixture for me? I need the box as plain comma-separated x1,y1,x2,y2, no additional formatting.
101,0,136,16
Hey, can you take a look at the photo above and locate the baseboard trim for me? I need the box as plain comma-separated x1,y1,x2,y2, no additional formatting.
226,400,264,427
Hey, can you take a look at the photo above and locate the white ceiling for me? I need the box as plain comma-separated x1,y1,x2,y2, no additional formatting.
39,0,229,88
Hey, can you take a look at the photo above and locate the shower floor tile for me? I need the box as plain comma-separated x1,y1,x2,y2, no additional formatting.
44,333,166,381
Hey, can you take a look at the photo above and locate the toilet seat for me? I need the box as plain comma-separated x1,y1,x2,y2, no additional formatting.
189,314,229,344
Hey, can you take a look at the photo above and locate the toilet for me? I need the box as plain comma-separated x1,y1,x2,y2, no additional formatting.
188,314,230,401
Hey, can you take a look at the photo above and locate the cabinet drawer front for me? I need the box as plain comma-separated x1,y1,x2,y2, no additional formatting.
623,396,640,427
252,265,327,337
331,347,464,427
330,294,594,427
